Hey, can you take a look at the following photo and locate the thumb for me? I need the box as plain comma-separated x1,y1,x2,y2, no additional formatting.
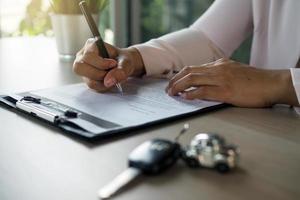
84,38,99,54
103,57,133,87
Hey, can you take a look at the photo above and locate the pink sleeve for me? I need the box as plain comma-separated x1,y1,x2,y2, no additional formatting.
133,0,253,77
133,29,223,77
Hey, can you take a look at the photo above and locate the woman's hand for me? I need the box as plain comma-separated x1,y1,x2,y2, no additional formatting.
73,38,145,92
166,58,298,108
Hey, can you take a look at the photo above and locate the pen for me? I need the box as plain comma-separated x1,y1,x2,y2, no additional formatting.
79,1,123,95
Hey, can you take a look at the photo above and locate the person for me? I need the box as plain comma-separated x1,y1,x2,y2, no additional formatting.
73,0,300,110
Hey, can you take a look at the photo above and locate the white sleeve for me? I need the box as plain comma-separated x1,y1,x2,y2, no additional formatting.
290,68,300,114
133,29,223,77
133,0,253,77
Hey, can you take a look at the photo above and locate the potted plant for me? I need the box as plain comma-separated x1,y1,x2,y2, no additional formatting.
49,0,109,59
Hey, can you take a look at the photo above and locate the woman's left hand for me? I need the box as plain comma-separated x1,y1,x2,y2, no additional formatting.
166,58,298,108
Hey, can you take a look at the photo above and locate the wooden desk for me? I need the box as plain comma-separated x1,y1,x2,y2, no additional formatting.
0,37,300,200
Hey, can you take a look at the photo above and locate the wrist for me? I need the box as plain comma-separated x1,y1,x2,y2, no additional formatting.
127,47,146,77
273,70,299,106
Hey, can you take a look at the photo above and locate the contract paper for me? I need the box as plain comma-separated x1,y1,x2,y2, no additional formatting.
29,78,221,127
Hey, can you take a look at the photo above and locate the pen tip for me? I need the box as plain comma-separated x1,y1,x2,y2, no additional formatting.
116,83,123,95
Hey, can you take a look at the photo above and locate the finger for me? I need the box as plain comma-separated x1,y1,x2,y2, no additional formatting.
84,38,99,54
85,38,120,59
76,46,85,57
83,77,109,93
167,64,214,91
166,59,231,91
88,39,119,58
73,62,107,81
81,39,117,70
82,38,118,69
103,68,128,88
215,57,232,64
181,86,225,102
103,57,133,87
81,52,117,70
102,42,119,58
169,73,219,96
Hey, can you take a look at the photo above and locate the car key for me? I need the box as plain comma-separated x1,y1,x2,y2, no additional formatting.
98,139,181,199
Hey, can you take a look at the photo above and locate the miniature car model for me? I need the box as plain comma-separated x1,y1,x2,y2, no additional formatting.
181,133,239,173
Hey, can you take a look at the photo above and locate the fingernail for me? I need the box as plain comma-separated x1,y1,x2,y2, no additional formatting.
105,78,116,87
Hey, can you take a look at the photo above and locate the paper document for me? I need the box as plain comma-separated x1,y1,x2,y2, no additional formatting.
29,78,221,127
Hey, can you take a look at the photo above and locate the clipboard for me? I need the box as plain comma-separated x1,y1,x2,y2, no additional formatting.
0,78,225,140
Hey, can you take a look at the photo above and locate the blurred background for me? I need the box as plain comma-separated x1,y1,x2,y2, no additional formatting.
0,0,251,62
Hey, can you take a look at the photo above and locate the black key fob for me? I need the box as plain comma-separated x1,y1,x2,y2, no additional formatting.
128,139,181,175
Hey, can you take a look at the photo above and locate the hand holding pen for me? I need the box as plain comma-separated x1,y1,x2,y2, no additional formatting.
73,1,145,93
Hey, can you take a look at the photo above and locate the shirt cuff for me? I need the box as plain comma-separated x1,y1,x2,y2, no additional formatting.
290,68,300,114
133,40,176,78
290,68,300,104
294,107,300,115
133,28,223,78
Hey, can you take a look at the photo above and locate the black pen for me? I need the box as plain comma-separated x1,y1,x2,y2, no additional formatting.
79,1,123,94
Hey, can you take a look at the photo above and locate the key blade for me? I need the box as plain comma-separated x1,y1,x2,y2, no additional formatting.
98,168,141,199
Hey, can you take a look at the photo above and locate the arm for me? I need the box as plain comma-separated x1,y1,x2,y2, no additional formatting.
73,0,253,92
134,0,253,77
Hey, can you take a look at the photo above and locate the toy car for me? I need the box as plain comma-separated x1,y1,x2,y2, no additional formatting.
181,133,239,173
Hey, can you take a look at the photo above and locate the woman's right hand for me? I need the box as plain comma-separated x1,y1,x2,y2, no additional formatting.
73,38,145,92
